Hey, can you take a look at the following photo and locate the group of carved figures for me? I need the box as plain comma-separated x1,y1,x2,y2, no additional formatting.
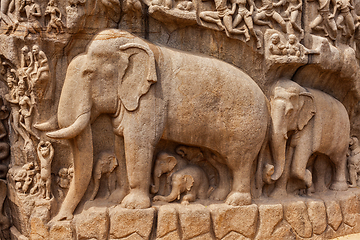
0,0,65,36
197,0,360,46
21,29,352,223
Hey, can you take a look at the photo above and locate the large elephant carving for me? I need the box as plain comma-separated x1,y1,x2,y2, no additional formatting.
45,29,269,221
268,79,349,197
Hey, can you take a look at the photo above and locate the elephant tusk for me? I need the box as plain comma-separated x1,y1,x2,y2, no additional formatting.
46,112,91,139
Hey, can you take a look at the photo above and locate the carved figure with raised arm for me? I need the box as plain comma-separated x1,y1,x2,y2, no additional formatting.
309,0,337,41
153,165,210,205
335,0,355,38
253,0,287,33
37,141,54,199
268,79,349,198
41,29,269,221
20,0,42,37
275,0,304,36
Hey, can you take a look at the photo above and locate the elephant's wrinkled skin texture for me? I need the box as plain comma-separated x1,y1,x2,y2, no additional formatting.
153,165,210,204
47,29,269,221
269,79,349,198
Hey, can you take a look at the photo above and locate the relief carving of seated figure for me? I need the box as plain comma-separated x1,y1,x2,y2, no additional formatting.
269,33,287,55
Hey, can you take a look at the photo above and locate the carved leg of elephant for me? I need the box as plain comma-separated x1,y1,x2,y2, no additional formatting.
121,134,154,209
52,125,93,221
109,135,129,203
225,151,254,206
270,146,294,198
291,140,313,188
313,155,329,192
0,180,9,230
330,153,348,191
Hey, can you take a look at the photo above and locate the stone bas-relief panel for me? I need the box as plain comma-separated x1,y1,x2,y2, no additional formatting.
1,0,360,239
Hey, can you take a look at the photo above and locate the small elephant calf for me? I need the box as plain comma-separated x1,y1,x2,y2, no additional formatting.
153,165,211,204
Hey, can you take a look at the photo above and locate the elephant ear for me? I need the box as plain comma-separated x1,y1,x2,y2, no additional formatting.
167,156,177,172
297,91,316,131
183,175,194,191
118,43,157,111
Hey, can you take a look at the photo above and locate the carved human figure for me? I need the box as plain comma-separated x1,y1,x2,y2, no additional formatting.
29,172,41,194
45,0,65,34
0,97,9,164
309,0,337,41
0,0,18,33
153,165,210,204
37,141,54,199
275,0,304,36
286,34,301,56
199,0,229,30
57,168,71,198
31,45,49,83
18,80,39,140
176,0,194,11
231,0,261,48
20,0,42,37
348,137,360,187
253,0,287,33
335,0,355,38
4,70,32,147
269,33,287,55
21,46,34,77
90,151,118,201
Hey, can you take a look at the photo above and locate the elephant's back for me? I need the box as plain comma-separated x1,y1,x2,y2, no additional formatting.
159,47,269,156
310,89,350,154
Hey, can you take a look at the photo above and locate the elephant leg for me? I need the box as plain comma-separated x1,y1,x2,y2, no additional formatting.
225,151,254,206
182,192,196,205
270,146,294,198
330,153,348,191
313,155,329,192
121,135,154,209
291,142,313,188
52,124,93,221
109,135,129,203
206,152,230,201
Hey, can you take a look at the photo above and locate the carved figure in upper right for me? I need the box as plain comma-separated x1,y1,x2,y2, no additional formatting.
45,0,65,34
269,33,287,55
268,79,349,198
37,141,54,200
335,0,355,38
274,0,304,37
20,0,42,37
308,0,337,41
253,0,287,33
348,136,360,187
199,0,231,31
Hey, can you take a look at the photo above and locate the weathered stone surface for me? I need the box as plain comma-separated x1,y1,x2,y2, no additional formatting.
109,206,155,239
307,200,327,235
255,203,283,240
156,230,181,240
49,221,74,240
74,206,109,240
190,232,215,239
156,205,179,239
339,194,360,227
10,226,28,240
283,201,312,238
272,221,296,240
178,204,211,240
325,200,343,231
221,231,250,240
29,206,50,240
210,203,258,239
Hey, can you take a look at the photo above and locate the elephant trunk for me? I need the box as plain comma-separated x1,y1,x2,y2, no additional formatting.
270,104,288,181
46,112,91,139
151,171,161,194
162,185,181,202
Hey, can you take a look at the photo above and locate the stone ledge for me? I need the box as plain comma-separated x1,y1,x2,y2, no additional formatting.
23,188,360,240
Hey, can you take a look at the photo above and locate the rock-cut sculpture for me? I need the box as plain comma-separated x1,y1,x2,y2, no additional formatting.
41,29,269,221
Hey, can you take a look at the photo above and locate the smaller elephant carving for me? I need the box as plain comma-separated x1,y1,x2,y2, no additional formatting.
348,136,360,188
151,151,188,196
90,151,118,201
153,165,211,204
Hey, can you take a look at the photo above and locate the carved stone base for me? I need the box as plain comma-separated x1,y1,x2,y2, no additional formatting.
9,188,360,240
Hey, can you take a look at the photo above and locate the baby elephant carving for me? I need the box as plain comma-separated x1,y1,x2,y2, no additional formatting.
153,165,211,204
90,152,118,201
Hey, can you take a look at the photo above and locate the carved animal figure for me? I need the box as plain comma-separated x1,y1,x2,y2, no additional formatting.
151,152,188,195
268,79,349,197
44,29,269,221
90,151,118,200
153,165,210,204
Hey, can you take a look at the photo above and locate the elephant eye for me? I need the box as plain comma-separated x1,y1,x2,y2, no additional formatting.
83,69,95,77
